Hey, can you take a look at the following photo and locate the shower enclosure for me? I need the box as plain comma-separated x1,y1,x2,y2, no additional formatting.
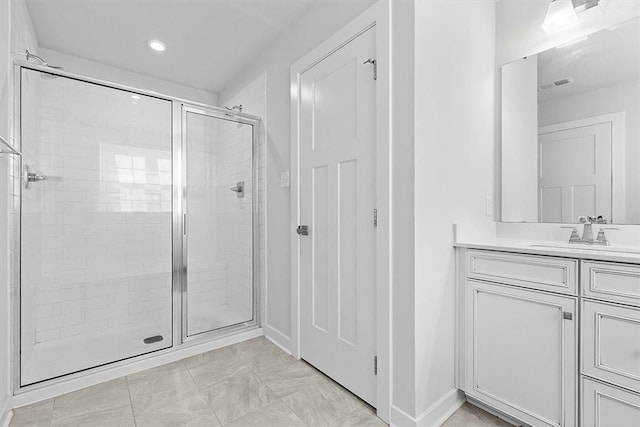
14,63,259,388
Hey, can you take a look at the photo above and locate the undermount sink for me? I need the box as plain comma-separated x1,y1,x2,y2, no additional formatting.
529,242,640,255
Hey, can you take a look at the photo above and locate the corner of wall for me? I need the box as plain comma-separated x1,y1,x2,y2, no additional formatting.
0,395,12,427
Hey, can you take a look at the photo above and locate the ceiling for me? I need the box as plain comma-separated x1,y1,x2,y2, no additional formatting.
538,16,640,103
25,0,321,93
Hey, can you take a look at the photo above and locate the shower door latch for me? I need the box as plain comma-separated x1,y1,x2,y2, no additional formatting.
230,181,244,198
297,225,309,236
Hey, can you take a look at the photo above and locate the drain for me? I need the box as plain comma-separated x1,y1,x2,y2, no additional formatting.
143,335,164,344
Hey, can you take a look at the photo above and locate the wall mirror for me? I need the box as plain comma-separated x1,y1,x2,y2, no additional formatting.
501,16,640,224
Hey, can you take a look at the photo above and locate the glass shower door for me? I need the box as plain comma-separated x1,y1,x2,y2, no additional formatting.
19,68,174,385
184,108,254,336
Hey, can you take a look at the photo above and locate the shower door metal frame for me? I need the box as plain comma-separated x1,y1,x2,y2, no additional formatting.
180,104,261,345
11,60,261,394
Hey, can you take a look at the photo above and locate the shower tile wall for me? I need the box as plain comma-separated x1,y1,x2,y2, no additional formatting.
186,113,227,334
216,121,253,321
20,70,173,385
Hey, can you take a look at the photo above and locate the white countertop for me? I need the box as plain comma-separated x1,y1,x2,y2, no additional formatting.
454,238,640,264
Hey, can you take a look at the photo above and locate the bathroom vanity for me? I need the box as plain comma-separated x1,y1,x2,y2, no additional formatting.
455,233,640,427
483,9,640,425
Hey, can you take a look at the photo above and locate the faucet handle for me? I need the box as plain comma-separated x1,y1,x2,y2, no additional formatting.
578,216,591,224
561,226,580,242
596,227,619,245
595,216,608,224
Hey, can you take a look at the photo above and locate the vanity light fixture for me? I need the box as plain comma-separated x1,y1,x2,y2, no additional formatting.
542,0,609,35
147,39,166,52
572,0,608,14
542,0,579,34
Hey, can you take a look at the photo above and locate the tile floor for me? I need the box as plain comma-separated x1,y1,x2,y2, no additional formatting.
10,337,510,427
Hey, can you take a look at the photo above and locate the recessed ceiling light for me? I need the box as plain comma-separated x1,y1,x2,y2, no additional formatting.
131,95,141,100
148,40,166,52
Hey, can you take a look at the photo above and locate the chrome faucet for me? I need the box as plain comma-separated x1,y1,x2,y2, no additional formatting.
580,216,595,241
562,216,618,246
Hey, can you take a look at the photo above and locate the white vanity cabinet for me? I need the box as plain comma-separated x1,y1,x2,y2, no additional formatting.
463,251,578,427
459,249,640,427
580,260,640,427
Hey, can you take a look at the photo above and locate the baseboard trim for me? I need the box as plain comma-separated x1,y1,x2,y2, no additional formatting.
0,394,12,427
390,389,465,427
416,389,465,426
263,324,291,353
390,404,417,426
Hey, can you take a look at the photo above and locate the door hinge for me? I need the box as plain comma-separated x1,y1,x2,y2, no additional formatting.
374,356,378,375
373,209,378,228
563,311,573,320
364,58,377,81
183,213,187,235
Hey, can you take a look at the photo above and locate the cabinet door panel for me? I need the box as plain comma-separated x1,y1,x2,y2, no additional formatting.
582,300,640,391
466,279,577,427
582,377,640,427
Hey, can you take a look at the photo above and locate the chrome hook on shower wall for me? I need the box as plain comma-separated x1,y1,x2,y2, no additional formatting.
223,105,243,118
19,50,64,70
224,105,243,113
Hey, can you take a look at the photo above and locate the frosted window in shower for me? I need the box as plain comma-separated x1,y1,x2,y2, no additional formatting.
19,69,173,385
185,112,254,336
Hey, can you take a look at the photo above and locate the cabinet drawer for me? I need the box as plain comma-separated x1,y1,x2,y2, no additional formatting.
582,261,640,306
467,250,577,295
582,300,640,391
581,377,640,427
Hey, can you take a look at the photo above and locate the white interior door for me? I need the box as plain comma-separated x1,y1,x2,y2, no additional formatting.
538,122,612,223
298,27,377,405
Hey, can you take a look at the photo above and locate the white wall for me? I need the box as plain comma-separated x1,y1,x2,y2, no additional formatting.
0,0,10,422
2,0,40,423
389,0,416,419
412,0,496,423
540,78,640,223
219,0,377,350
38,48,218,106
501,56,538,222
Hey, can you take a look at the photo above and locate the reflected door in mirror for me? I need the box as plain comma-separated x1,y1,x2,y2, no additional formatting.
539,120,612,223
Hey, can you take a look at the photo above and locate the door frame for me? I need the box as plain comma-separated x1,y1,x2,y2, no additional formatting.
289,3,390,420
538,112,626,224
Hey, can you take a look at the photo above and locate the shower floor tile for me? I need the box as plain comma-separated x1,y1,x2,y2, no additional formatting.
10,337,509,426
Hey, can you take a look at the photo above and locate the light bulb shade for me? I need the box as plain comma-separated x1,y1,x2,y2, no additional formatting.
541,0,579,34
